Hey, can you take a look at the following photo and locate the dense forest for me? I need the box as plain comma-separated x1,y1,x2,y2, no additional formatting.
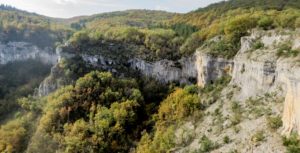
0,60,52,120
64,1,300,61
1,0,300,152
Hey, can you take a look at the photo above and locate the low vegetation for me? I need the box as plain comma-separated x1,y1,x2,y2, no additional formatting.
267,116,283,130
198,135,216,153
276,42,300,57
251,130,265,143
283,133,300,153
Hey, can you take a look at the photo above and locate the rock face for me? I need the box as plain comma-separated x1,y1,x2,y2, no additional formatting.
38,64,65,96
39,44,233,96
129,52,233,86
38,47,120,96
277,60,300,136
129,29,300,137
129,57,195,84
0,42,57,65
0,41,58,96
195,52,233,87
230,29,300,136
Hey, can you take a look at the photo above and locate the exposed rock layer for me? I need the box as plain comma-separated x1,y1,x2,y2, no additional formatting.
0,42,57,65
231,29,300,136
129,53,233,86
39,45,233,96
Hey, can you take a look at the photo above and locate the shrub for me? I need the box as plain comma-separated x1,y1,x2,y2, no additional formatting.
252,40,264,50
70,31,89,45
198,135,215,153
276,42,299,57
180,32,204,55
171,23,198,38
231,113,242,126
136,126,176,153
224,15,257,44
158,87,199,123
258,16,274,30
267,116,283,130
282,133,300,153
251,130,265,143
230,101,243,125
276,9,299,28
184,85,199,94
223,136,230,144
104,27,144,43
209,40,238,59
231,101,241,112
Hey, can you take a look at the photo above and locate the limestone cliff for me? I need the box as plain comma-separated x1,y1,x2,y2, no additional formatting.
129,52,232,86
228,29,300,136
169,29,300,152
0,42,58,65
0,41,59,96
38,29,300,139
38,47,119,96
39,43,233,96
139,29,300,152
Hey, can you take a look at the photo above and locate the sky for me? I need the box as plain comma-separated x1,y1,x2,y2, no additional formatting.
0,0,223,18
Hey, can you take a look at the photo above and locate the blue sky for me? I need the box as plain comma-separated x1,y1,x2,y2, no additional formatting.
0,0,223,18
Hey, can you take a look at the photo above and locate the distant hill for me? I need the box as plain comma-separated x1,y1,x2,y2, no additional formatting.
172,0,300,27
0,5,71,47
68,10,175,30
195,0,300,13
0,6,176,47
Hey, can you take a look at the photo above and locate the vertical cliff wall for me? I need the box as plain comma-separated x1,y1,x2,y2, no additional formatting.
129,52,233,86
230,29,300,136
39,44,233,96
0,42,58,65
195,52,233,87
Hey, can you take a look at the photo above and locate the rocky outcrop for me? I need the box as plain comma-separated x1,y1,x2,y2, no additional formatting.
195,52,233,87
38,64,65,96
38,47,120,96
0,41,58,96
280,68,300,136
39,43,233,96
129,57,195,84
0,42,57,65
129,52,233,86
230,29,300,136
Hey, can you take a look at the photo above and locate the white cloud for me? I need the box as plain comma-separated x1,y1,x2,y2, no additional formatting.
53,0,78,5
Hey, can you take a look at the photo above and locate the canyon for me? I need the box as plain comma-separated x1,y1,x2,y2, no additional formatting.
1,29,299,152
37,29,300,140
